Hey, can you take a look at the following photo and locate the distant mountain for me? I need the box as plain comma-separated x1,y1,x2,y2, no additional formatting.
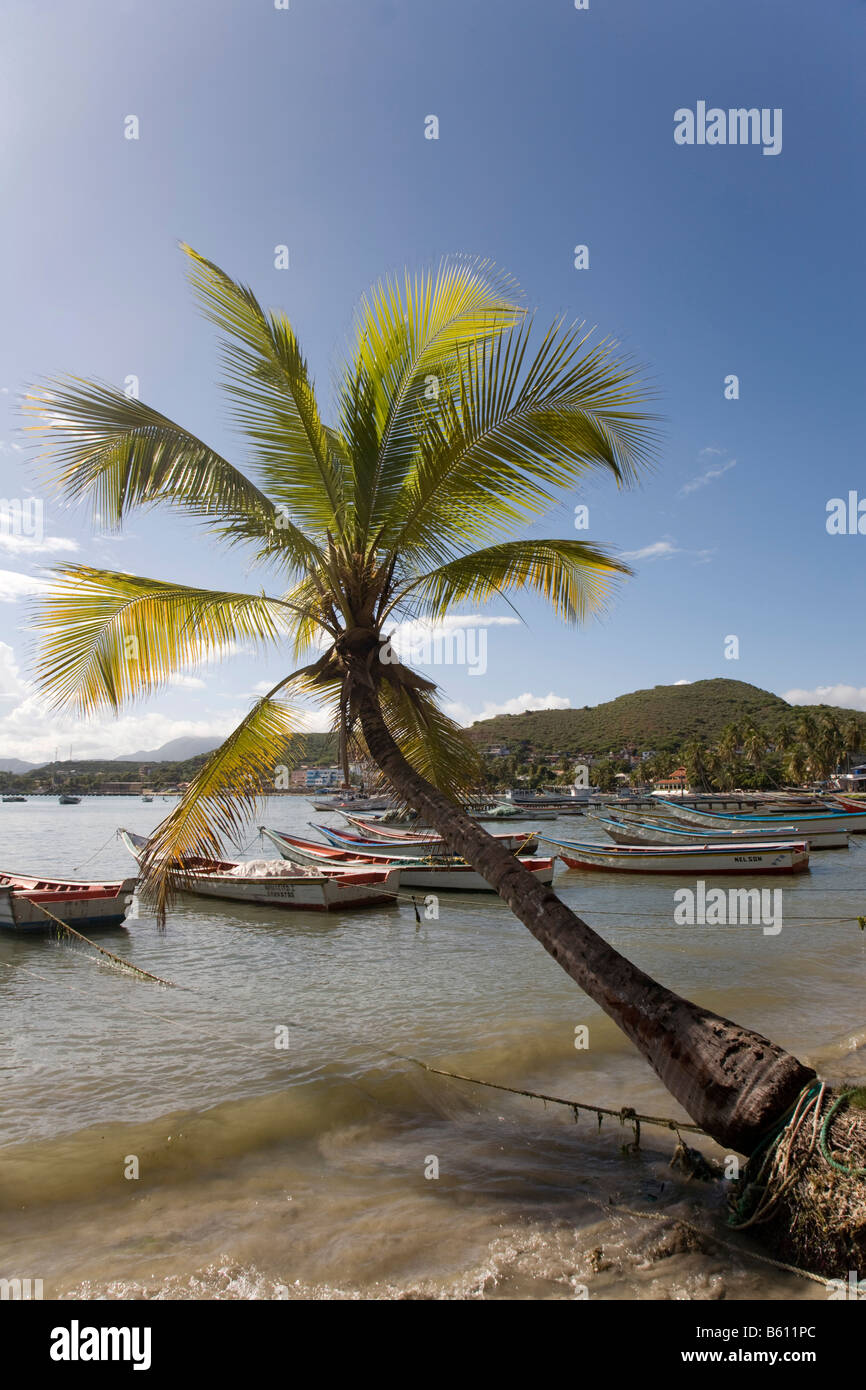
0,757,43,773
115,730,338,764
115,736,224,763
467,678,866,756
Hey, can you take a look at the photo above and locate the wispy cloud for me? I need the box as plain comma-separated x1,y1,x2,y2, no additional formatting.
620,539,714,565
680,457,736,496
620,540,680,562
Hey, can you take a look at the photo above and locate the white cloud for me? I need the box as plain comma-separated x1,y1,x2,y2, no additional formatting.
444,691,571,727
680,457,736,496
0,534,78,556
783,685,866,713
620,539,714,565
620,540,680,562
385,613,520,643
169,675,206,690
673,679,692,686
0,569,50,602
0,692,246,764
0,642,27,700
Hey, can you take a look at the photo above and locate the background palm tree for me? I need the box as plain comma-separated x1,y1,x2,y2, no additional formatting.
29,245,814,1155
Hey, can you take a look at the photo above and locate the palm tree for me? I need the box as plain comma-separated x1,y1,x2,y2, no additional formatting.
716,722,741,790
682,738,711,792
741,724,767,788
28,246,814,1154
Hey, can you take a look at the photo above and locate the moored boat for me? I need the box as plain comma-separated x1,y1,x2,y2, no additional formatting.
2,795,27,803
655,799,866,835
313,822,538,858
58,794,81,805
0,870,138,933
258,828,555,891
118,829,401,911
539,835,809,874
594,813,849,851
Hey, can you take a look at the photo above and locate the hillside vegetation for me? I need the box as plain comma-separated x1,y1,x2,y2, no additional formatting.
466,679,866,756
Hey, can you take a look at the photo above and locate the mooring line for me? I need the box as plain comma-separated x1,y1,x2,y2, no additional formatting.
28,900,180,988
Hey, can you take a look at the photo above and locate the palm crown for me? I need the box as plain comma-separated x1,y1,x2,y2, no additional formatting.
29,245,658,899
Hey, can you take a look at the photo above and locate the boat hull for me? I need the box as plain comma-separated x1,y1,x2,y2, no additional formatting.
0,872,138,933
656,799,866,835
313,822,537,857
541,837,809,874
597,814,849,850
259,828,554,890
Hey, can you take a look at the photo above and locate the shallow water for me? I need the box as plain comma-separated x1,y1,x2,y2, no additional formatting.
1,796,864,1299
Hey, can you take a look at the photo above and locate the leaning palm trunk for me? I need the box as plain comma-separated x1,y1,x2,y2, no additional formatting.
358,681,866,1276
354,680,813,1154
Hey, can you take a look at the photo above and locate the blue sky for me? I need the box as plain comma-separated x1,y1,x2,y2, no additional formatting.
0,0,863,761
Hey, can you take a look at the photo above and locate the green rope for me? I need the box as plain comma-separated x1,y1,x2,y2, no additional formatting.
819,1092,866,1177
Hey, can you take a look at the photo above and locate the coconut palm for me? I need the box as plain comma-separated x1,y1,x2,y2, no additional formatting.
28,246,814,1153
682,738,712,792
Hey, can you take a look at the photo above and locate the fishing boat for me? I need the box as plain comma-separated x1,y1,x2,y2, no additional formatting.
595,813,849,851
2,795,27,803
539,835,809,875
833,795,866,812
310,791,393,812
0,870,138,933
141,793,154,803
312,821,538,858
258,828,555,891
58,794,81,805
655,799,866,836
340,813,540,848
118,829,401,911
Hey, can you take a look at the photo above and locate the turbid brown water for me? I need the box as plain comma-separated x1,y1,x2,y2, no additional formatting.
1,797,865,1299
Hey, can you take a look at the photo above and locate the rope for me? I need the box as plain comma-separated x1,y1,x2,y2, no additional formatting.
728,1081,827,1230
72,828,121,873
819,1091,866,1176
28,899,179,988
402,1057,705,1136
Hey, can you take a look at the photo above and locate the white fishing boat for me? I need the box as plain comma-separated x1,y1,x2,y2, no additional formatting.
655,799,866,836
118,829,401,911
259,828,556,891
0,870,138,933
309,792,393,812
595,813,849,850
313,822,538,857
539,835,809,875
338,814,539,849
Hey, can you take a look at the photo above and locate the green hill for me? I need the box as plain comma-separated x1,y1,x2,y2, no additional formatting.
466,679,866,757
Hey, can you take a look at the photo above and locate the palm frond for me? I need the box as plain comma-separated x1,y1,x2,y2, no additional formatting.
390,538,632,626
139,679,307,920
33,566,296,715
381,319,659,562
371,676,481,803
342,258,525,547
181,244,345,536
24,378,325,566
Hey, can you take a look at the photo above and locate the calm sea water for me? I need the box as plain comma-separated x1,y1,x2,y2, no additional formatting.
1,796,865,1300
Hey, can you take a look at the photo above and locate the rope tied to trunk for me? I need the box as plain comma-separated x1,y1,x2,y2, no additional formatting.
819,1091,866,1177
728,1081,830,1230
